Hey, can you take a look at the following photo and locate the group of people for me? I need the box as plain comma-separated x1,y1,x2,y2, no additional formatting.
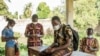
1,14,99,56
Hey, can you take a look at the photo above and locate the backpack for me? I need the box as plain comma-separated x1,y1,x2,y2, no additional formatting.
62,24,79,51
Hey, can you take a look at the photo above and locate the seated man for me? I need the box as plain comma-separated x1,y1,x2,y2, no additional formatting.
40,16,73,56
80,28,99,56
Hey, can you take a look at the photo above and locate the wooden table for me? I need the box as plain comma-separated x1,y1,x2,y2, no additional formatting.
29,46,49,56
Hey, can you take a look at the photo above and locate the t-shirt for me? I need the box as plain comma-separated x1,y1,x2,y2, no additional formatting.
2,27,15,47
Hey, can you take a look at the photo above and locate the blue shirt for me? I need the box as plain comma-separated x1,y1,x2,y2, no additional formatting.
2,27,15,48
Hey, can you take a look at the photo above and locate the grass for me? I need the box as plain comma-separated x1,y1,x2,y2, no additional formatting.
42,35,54,45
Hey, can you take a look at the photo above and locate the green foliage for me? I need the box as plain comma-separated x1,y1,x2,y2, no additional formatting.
96,0,100,19
49,7,65,19
19,43,27,50
48,3,66,23
20,3,32,19
37,2,50,19
0,0,18,19
14,32,21,39
19,44,28,56
42,35,54,46
74,0,98,29
0,0,8,15
49,7,64,17
6,12,18,19
13,11,18,19
78,30,86,39
0,47,5,56
24,3,32,18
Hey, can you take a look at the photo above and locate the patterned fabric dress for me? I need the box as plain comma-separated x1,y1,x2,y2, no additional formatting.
80,37,99,56
41,24,73,56
25,23,44,56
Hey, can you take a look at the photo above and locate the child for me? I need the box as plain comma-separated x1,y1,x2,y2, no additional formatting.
80,28,99,56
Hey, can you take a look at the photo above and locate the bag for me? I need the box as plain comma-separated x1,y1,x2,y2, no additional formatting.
72,29,79,51
62,24,79,51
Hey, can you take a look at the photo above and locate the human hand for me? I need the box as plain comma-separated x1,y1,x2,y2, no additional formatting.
50,48,56,53
29,34,36,37
45,47,51,53
89,46,98,51
84,46,90,52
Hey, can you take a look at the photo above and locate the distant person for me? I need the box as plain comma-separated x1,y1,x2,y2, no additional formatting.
80,28,99,56
1,17,19,56
24,14,44,56
40,16,73,56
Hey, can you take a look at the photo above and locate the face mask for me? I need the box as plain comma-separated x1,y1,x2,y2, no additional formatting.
88,35,93,38
54,25,60,30
9,26,13,29
33,22,38,24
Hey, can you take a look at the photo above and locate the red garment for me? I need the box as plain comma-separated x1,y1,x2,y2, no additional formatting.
86,38,94,46
25,23,44,47
80,37,99,55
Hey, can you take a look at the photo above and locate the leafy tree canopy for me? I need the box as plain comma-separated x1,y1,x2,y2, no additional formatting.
37,2,50,19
